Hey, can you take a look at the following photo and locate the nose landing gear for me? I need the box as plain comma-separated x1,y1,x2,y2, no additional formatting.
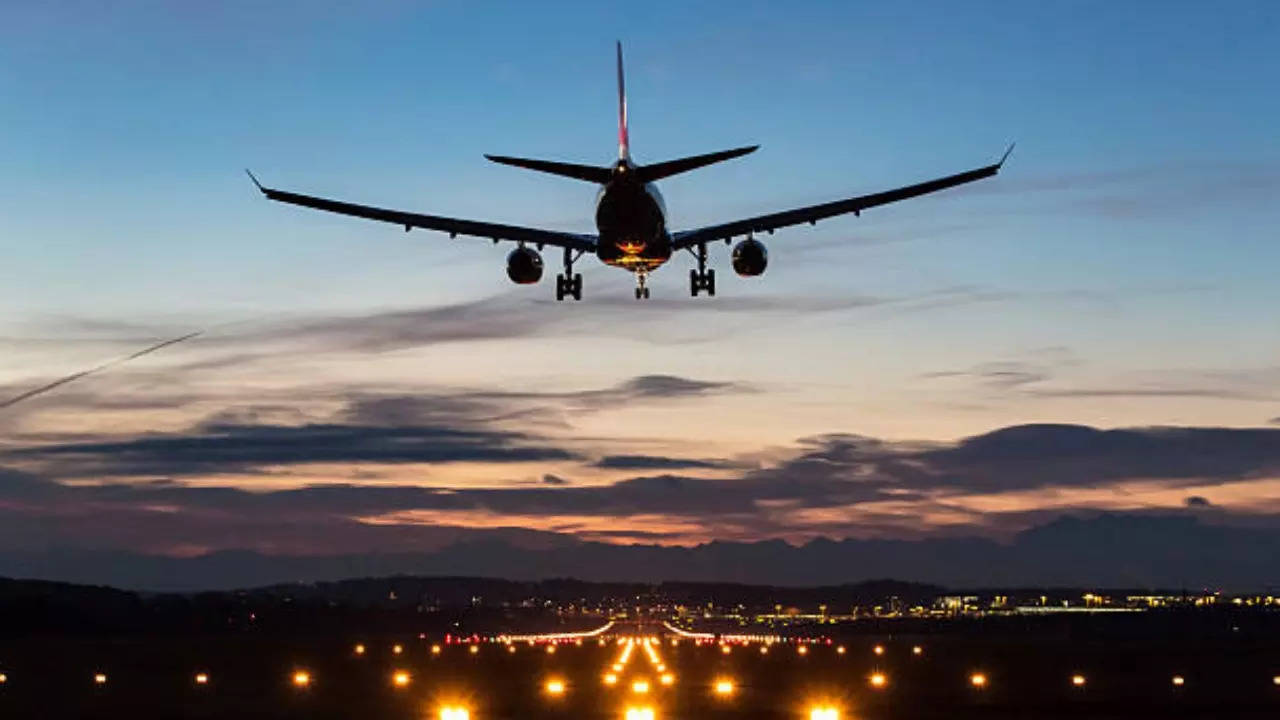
634,270,650,300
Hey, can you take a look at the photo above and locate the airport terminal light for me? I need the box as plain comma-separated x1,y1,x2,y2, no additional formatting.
292,671,312,688
808,705,839,720
624,706,655,720
440,706,470,720
545,679,566,696
714,679,735,697
1072,674,1086,687
970,673,987,689
869,672,888,689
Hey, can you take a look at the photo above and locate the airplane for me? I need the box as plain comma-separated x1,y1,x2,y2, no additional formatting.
249,42,1012,301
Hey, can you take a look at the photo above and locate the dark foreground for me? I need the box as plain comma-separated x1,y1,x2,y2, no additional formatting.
2,616,1280,719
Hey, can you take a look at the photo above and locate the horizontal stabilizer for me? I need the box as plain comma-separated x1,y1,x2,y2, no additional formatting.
485,155,613,184
636,145,759,183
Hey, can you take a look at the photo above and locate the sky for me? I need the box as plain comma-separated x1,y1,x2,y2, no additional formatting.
1,1,1279,567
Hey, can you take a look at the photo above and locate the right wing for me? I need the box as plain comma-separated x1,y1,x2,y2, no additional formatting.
247,172,597,252
671,145,1013,250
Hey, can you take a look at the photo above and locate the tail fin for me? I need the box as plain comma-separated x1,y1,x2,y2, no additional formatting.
616,41,629,160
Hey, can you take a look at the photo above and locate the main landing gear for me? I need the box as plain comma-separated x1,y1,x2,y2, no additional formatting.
690,243,715,297
634,270,650,300
556,248,583,301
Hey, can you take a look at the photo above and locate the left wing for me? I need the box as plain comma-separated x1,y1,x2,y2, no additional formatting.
672,145,1012,250
248,172,597,252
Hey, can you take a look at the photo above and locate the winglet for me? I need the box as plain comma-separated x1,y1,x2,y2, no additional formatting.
245,169,265,193
997,142,1016,168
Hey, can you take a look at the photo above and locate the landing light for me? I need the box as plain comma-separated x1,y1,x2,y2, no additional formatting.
721,645,731,655
0,673,7,684
1273,675,1280,686
760,646,769,655
808,705,839,720
508,645,517,654
836,646,846,655
392,670,411,688
546,645,556,655
440,706,470,720
912,646,923,656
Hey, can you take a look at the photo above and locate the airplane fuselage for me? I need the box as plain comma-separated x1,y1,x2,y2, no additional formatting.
594,161,672,273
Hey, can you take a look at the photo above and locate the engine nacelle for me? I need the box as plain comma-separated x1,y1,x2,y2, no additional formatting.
505,246,544,284
731,238,768,277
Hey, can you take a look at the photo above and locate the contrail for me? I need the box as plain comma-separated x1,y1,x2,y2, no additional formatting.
0,331,202,410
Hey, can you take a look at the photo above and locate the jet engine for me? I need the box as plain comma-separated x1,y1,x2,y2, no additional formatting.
731,238,768,277
505,246,544,284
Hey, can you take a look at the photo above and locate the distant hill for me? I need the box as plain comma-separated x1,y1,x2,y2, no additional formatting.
0,513,1277,592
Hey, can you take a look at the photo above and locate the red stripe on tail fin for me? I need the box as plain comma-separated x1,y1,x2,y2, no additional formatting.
616,41,629,160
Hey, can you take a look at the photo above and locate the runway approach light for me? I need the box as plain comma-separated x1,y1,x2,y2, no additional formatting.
625,707,655,720
1172,675,1185,687
545,679,566,696
93,673,107,685
632,679,651,694
869,672,888,689
970,673,987,689
440,706,470,720
194,673,209,685
604,673,618,686
714,679,735,697
392,671,411,688
1071,674,1086,687
292,671,311,688
809,705,839,720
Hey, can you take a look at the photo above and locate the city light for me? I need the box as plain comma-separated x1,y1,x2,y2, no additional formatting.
808,705,839,720
354,644,366,656
632,679,651,694
912,646,923,656
797,645,808,656
873,645,885,656
391,670,411,688
508,645,517,654
194,672,209,685
760,646,769,655
714,679,735,696
604,673,618,686
869,672,888,689
440,706,470,720
721,644,732,655
292,671,311,688
93,673,107,685
836,646,846,655
970,673,987,689
545,679,566,696
0,673,7,684
469,645,479,655
613,664,624,672
546,645,556,655
660,673,675,686
1273,675,1280,686
393,644,403,655
624,706,655,720
1172,675,1185,687
1071,674,1086,687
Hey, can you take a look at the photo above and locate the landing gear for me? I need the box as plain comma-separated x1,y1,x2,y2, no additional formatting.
555,248,582,301
690,243,715,297
634,271,651,300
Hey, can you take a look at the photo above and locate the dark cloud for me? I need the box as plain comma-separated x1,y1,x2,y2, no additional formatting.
1269,417,1280,425
1184,496,1212,508
541,474,569,485
593,455,726,470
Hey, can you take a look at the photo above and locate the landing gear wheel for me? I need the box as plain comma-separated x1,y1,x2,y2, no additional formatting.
690,269,700,297
571,273,582,301
706,269,716,297
635,287,643,300
643,287,650,299
555,275,565,301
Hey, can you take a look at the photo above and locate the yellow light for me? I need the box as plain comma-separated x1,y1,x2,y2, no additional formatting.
93,673,108,685
545,679,566,696
1273,675,1280,686
797,645,808,656
1071,674,1086,687
546,645,556,655
760,646,769,655
292,671,311,688
632,679,651,694
1172,675,1185,687
721,645,731,655
836,646,846,655
713,679,735,696
873,645,885,656
624,706,655,720
393,644,403,655
355,644,366,656
970,673,987,689
440,706,470,720
808,705,839,720
869,672,888,689
604,673,618,686
912,646,923,656
508,645,517,654
613,663,624,672
469,645,479,655
194,673,209,685
656,664,666,673
0,673,7,684
660,673,675,686
392,670,411,688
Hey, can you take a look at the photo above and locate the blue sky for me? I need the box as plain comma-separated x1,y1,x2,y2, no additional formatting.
0,1,1278,556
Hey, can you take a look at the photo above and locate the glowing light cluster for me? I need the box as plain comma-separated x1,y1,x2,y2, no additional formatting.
292,671,311,688
714,679,735,697
1071,674,1086,687
392,671,411,688
195,673,209,685
93,673,107,685
440,706,470,720
809,705,839,720
624,707,655,720
869,672,888,689
545,679,566,696
970,673,987,689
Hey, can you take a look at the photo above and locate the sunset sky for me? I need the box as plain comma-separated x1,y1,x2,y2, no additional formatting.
1,1,1278,561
